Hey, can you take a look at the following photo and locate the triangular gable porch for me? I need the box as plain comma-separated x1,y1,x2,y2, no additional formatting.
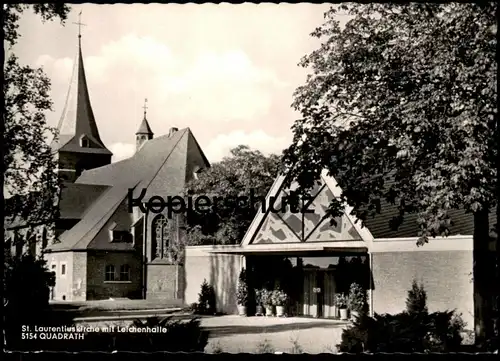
209,169,374,255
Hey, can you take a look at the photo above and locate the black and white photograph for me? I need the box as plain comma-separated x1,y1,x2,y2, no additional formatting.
2,2,498,354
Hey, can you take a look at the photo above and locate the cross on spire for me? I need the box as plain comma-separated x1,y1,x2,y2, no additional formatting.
143,98,148,117
73,10,86,38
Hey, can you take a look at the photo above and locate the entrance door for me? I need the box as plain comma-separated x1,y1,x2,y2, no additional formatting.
302,270,337,318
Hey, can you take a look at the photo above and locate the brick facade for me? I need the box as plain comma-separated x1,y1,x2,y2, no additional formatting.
86,251,143,300
371,250,474,328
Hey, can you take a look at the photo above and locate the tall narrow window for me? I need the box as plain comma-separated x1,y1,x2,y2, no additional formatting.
120,265,131,281
61,263,66,276
105,265,115,281
151,215,169,260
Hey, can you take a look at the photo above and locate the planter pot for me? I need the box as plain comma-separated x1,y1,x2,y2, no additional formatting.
350,311,360,321
276,305,285,317
265,305,274,317
237,305,247,316
256,305,264,316
339,308,348,320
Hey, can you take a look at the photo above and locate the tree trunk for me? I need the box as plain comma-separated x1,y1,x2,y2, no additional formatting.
473,208,494,346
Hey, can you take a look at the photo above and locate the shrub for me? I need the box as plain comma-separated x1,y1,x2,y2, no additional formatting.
406,279,428,315
4,254,58,350
261,289,273,306
255,289,263,306
237,268,248,307
257,338,275,353
194,279,216,315
335,293,348,309
348,283,367,313
272,289,288,306
337,282,465,353
70,316,210,352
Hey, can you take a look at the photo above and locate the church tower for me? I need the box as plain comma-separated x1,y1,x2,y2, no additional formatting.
51,17,112,182
135,98,154,151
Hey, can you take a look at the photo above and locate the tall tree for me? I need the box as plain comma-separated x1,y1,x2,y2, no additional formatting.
2,4,71,228
283,3,497,346
185,145,281,245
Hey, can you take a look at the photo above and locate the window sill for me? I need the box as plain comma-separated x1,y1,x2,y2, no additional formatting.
104,281,132,284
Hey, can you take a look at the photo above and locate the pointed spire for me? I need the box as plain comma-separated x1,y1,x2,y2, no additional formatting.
136,98,154,135
136,99,154,152
52,13,111,155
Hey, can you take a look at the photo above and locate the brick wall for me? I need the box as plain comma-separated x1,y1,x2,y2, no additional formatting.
371,250,474,328
184,246,243,314
72,252,87,301
86,251,142,300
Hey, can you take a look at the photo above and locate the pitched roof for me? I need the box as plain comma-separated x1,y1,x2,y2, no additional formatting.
361,196,496,239
48,127,210,251
76,127,210,201
58,183,110,220
47,184,135,252
335,175,496,238
51,36,111,156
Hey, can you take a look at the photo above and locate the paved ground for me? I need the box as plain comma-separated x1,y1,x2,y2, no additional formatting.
75,314,348,354
202,316,348,354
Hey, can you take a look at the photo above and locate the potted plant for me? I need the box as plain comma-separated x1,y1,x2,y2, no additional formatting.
335,293,348,320
237,268,248,316
261,289,274,316
255,289,264,316
272,289,288,317
348,283,367,321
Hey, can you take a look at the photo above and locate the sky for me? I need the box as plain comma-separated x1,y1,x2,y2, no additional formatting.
13,3,338,163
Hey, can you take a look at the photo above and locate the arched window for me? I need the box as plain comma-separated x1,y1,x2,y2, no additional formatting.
105,265,116,281
152,215,169,260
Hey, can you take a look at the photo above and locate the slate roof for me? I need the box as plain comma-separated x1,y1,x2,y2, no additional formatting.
136,116,154,135
47,184,137,251
362,200,496,239
76,127,210,201
46,127,210,252
51,36,111,156
335,174,496,239
58,183,110,220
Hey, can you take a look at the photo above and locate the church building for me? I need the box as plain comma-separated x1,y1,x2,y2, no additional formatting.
6,31,210,302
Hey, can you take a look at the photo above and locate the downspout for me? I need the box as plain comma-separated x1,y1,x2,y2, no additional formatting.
142,210,148,299
369,252,374,317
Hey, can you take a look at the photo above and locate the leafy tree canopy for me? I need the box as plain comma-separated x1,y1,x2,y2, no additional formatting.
283,3,497,245
3,4,71,225
185,145,281,245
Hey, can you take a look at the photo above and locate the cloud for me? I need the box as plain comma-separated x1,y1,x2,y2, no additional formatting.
38,34,288,129
204,130,290,162
35,54,74,84
109,142,135,162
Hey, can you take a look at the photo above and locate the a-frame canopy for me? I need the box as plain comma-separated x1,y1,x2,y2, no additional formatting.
240,169,374,250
